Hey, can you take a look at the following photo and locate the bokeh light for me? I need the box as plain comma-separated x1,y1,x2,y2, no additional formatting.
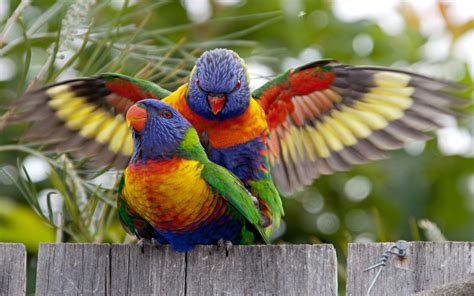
20,156,50,183
352,33,374,57
90,171,120,190
37,189,64,226
182,0,212,23
247,62,275,90
302,192,325,214
0,57,17,81
316,212,340,235
404,141,426,156
344,176,372,202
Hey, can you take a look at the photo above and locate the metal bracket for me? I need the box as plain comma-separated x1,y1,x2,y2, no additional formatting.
362,240,410,296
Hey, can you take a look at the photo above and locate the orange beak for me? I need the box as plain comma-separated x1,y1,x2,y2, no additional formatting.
126,104,147,132
207,93,226,115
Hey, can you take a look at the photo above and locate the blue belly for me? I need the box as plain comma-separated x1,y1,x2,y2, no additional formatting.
154,212,244,252
206,134,269,184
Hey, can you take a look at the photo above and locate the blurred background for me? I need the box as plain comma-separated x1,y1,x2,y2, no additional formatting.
0,0,473,293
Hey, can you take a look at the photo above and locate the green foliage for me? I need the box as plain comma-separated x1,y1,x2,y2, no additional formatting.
0,145,121,243
0,0,472,256
1,2,472,294
0,198,55,253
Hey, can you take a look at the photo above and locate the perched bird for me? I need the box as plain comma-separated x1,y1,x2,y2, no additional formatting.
117,99,268,251
12,49,465,236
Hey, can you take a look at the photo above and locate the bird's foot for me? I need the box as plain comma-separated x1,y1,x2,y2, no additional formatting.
225,240,233,253
216,239,233,255
151,238,161,250
138,238,146,253
137,238,161,252
216,238,225,251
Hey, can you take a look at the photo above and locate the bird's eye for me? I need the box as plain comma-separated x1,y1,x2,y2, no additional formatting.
161,110,173,119
196,79,204,91
234,80,241,91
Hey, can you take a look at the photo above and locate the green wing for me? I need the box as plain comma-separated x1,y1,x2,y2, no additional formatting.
202,162,270,244
248,178,283,235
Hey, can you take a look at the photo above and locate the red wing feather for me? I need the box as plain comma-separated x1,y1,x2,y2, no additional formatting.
253,61,467,195
10,74,171,168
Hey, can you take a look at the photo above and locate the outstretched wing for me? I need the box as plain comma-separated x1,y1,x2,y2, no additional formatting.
11,74,171,168
202,162,270,244
253,60,467,195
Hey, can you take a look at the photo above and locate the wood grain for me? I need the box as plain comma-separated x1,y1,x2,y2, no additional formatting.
109,244,186,296
346,241,474,296
34,243,337,295
186,244,337,296
0,243,26,296
35,243,110,296
31,242,474,294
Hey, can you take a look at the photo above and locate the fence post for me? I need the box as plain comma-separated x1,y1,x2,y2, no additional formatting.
35,244,110,295
35,243,337,295
0,243,27,296
185,244,337,295
109,244,186,295
346,241,474,295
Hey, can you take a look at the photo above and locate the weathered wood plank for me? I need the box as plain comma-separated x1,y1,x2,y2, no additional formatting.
0,243,26,296
36,244,336,295
346,241,474,296
185,244,337,296
35,243,110,296
109,244,186,296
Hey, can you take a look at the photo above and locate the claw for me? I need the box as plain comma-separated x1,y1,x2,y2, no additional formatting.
151,238,160,250
138,238,145,253
216,239,233,255
225,240,233,252
216,238,225,251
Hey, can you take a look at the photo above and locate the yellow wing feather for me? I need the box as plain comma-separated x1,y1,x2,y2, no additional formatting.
264,66,463,195
79,111,109,138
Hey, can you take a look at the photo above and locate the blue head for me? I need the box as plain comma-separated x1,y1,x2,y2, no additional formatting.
187,48,251,121
126,99,192,162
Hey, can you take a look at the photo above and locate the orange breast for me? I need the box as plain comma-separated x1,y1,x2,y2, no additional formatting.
121,157,224,232
163,84,268,148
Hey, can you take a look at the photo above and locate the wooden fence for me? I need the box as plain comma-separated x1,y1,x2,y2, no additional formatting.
1,242,473,295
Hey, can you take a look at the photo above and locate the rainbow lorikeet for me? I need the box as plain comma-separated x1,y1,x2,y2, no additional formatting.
14,49,464,236
118,99,268,251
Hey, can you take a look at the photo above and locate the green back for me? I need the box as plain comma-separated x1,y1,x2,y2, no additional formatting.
179,128,270,244
202,162,269,244
102,73,172,99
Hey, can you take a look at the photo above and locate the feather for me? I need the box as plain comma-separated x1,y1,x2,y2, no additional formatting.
367,129,405,150
351,139,387,161
383,121,431,142
399,110,441,131
338,146,367,164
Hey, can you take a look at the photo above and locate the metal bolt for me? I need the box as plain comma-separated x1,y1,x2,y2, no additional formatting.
362,240,410,296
